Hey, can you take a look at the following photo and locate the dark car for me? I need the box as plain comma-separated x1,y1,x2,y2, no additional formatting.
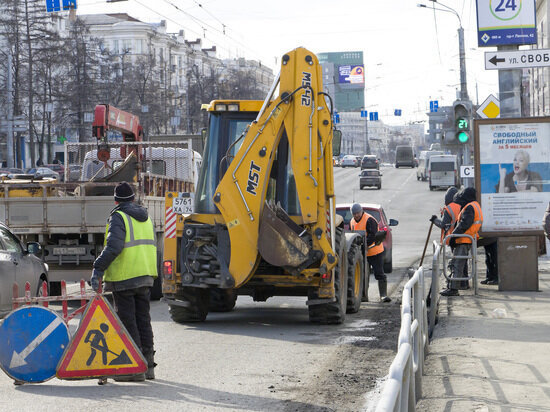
335,203,398,273
359,169,382,190
26,167,60,181
361,155,379,170
44,164,65,181
0,222,49,316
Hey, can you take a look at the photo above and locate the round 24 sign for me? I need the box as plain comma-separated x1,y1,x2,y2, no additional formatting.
476,0,537,47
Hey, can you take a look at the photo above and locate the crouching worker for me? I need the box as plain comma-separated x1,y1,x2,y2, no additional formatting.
91,182,158,381
350,203,391,303
440,187,483,296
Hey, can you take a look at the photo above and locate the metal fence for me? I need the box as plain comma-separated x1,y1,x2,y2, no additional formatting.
375,266,429,412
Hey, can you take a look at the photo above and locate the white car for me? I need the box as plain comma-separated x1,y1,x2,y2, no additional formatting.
341,155,359,168
0,222,49,316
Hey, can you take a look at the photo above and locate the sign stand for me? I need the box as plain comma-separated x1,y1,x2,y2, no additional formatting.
56,295,147,380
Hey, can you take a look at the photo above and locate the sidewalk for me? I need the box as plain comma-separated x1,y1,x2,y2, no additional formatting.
417,256,550,412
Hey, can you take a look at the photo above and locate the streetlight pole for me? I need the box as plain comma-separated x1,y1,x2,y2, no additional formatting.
418,1,468,100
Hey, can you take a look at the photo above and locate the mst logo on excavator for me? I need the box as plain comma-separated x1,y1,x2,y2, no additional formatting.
246,160,261,195
301,72,312,106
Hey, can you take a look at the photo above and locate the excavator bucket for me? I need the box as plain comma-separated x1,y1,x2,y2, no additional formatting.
258,202,311,268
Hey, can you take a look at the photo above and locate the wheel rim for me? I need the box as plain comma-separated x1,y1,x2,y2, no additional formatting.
354,262,361,297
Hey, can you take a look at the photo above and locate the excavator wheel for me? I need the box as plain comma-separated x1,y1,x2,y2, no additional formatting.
169,287,210,323
209,288,237,312
346,243,364,314
308,227,347,324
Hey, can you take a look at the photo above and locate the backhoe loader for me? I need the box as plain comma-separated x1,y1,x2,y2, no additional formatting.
162,47,369,324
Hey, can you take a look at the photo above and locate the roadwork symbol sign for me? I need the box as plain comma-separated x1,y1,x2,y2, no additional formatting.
0,306,69,383
56,295,146,379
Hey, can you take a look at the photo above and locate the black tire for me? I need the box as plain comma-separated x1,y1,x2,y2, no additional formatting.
169,288,210,323
49,281,61,297
308,227,347,324
37,276,49,297
209,288,237,312
346,244,364,314
429,186,434,191
396,165,399,168
377,184,381,190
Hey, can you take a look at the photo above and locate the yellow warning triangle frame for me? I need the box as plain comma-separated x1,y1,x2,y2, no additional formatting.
56,295,147,379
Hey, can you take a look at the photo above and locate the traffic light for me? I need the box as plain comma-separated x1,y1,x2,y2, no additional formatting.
453,100,472,144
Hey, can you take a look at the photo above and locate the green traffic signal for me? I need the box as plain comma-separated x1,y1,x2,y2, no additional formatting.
457,131,469,143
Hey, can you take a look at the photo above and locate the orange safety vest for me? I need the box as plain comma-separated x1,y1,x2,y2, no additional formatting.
350,212,384,256
440,202,461,245
455,201,483,244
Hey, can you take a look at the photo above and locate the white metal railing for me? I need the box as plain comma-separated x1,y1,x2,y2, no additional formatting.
375,267,429,412
441,234,478,295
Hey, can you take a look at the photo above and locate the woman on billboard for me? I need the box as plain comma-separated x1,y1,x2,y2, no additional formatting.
496,150,543,193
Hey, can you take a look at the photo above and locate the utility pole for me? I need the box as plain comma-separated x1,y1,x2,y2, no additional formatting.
7,53,14,168
458,27,468,100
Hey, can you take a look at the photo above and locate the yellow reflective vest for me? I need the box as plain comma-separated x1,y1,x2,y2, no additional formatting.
104,211,158,282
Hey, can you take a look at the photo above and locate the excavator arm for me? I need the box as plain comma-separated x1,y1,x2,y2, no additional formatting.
214,47,337,288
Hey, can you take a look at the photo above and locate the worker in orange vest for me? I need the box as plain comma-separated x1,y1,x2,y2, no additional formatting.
350,203,391,302
430,187,461,245
440,187,483,296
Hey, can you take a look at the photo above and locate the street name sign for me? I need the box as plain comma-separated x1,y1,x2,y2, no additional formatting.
485,49,550,70
57,295,146,379
0,306,69,383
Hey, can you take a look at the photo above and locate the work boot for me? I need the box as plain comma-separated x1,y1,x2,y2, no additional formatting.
378,280,391,303
144,351,156,380
113,373,146,382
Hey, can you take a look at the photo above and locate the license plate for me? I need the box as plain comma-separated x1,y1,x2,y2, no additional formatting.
173,193,194,214
53,247,86,256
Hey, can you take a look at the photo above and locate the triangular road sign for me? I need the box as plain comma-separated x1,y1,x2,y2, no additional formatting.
56,295,147,379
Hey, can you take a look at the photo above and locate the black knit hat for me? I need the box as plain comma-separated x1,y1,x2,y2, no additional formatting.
114,182,135,202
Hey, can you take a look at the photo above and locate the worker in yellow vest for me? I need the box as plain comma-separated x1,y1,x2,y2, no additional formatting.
91,182,158,381
440,187,483,296
350,203,391,302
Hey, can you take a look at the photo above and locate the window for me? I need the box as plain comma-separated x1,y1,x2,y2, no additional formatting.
122,39,132,52
0,227,22,253
113,40,119,54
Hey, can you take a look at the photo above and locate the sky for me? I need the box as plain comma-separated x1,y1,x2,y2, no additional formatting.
76,0,500,127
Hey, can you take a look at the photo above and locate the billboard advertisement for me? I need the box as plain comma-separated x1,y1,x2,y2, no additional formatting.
476,0,537,47
338,65,364,85
476,118,550,234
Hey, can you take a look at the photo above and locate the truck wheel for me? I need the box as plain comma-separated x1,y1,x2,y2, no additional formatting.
308,227,347,324
346,243,364,314
429,186,434,191
209,288,237,312
169,288,209,323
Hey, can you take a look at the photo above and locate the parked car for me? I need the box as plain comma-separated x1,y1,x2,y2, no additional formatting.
361,155,379,170
44,164,65,181
26,167,60,181
341,154,359,168
359,169,382,190
0,168,24,178
335,203,398,273
0,222,49,316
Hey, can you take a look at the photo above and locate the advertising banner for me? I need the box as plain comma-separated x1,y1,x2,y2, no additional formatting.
476,0,536,47
476,118,550,234
338,65,364,85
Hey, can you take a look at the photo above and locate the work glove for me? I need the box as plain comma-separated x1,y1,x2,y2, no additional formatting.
430,215,438,223
90,268,103,292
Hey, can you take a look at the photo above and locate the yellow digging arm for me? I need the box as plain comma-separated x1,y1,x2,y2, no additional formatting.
214,47,336,288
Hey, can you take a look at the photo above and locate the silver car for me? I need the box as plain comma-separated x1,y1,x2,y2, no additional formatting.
0,222,49,316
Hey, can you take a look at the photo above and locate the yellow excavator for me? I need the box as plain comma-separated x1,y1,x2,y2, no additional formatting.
162,47,370,324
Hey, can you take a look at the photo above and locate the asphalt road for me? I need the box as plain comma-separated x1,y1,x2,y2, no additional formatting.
0,165,446,411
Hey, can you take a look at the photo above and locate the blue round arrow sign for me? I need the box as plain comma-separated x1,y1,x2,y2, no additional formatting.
0,306,69,383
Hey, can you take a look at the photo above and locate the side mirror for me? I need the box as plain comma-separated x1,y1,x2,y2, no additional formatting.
389,219,399,227
332,129,342,157
27,242,42,256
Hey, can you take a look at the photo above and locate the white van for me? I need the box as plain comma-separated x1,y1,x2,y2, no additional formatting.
417,150,444,181
428,154,458,190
